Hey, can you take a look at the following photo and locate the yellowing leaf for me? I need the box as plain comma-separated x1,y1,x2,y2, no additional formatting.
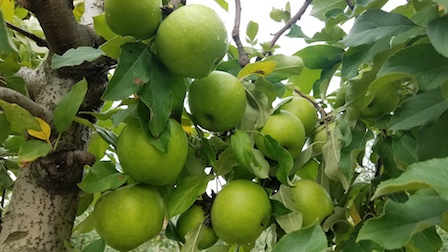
237,60,278,79
27,117,51,141
1,0,15,22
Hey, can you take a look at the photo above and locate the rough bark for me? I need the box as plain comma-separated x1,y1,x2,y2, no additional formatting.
0,0,108,251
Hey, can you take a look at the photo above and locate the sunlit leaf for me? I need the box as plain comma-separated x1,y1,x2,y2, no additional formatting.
0,100,40,134
237,61,277,79
27,117,51,142
77,161,128,193
214,0,228,11
17,140,52,167
54,79,88,134
246,21,258,41
101,42,151,100
51,47,106,69
93,14,117,40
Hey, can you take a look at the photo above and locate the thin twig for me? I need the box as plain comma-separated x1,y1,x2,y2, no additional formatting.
0,87,53,123
6,22,48,48
270,0,312,49
162,0,184,16
345,0,355,10
232,0,249,67
293,88,330,124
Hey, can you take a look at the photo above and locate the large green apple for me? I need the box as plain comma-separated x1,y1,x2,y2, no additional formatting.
176,204,219,250
277,96,317,136
104,0,161,39
211,180,272,245
291,179,334,227
360,85,401,119
255,110,306,160
93,184,164,251
188,71,246,132
116,118,188,186
155,4,228,78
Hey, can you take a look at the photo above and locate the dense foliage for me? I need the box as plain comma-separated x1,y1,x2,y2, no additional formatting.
1,0,448,251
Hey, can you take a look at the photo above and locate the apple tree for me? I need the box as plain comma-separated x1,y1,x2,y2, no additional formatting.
1,0,448,251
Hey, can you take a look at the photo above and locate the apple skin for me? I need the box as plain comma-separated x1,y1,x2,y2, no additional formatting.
104,0,162,39
255,110,306,160
116,118,188,186
278,96,317,136
310,122,335,155
360,87,400,119
93,184,164,252
188,71,246,132
155,4,228,78
176,204,219,250
211,180,272,245
291,179,334,227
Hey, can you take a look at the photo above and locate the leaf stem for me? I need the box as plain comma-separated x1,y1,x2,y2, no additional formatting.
270,0,312,49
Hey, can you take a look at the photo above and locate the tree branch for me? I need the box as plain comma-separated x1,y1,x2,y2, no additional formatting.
232,0,249,67
346,0,355,10
80,0,105,27
6,22,48,48
270,0,312,49
162,0,185,16
0,87,53,123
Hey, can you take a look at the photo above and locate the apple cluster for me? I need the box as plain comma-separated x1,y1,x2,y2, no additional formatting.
95,1,336,251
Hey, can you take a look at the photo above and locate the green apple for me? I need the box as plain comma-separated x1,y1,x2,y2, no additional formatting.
176,204,219,250
295,158,319,181
104,0,161,39
278,96,317,136
116,118,188,186
291,179,334,227
360,85,401,119
155,4,228,78
255,110,306,160
211,180,272,245
93,184,164,251
188,71,246,132
310,122,335,155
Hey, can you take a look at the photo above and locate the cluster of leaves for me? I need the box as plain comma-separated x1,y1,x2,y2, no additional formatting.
2,0,448,251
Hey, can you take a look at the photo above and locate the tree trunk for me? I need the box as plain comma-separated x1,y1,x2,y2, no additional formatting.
0,0,107,251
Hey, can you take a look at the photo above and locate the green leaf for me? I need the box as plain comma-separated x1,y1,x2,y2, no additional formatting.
246,21,258,41
82,239,106,252
342,9,418,47
392,134,418,166
94,125,118,148
0,100,40,134
286,25,309,39
264,54,303,82
166,175,213,218
270,8,284,22
138,56,186,137
271,184,303,233
51,47,106,69
0,10,18,55
310,0,346,21
93,14,117,40
3,76,27,96
77,161,128,193
273,223,327,252
230,130,252,168
322,125,350,190
214,146,239,176
0,112,10,144
417,111,448,161
389,89,448,130
249,148,270,179
0,162,14,190
101,42,151,101
263,135,294,186
0,54,20,75
294,45,344,70
378,43,448,91
17,140,52,167
406,226,442,252
288,68,322,95
427,15,448,58
136,102,170,153
357,189,448,249
53,79,88,133
99,35,134,60
214,0,228,11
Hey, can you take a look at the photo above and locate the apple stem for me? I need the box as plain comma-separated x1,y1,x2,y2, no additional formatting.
232,0,249,67
6,21,48,48
269,0,312,49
